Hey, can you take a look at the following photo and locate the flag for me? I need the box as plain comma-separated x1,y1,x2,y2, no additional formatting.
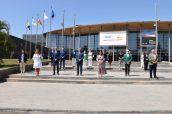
44,12,48,20
51,10,55,18
37,18,42,26
32,17,37,28
32,17,35,25
26,21,30,30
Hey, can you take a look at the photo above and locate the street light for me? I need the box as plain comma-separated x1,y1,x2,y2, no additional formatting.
155,0,159,55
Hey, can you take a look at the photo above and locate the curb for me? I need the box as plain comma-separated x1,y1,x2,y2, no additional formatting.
1,108,172,114
6,78,172,85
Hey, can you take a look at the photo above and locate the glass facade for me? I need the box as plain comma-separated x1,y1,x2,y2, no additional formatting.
128,31,140,61
158,31,172,61
23,34,46,46
46,31,172,61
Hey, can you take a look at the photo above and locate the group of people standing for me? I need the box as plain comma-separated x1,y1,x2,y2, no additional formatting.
18,47,159,79
18,49,43,76
50,47,66,75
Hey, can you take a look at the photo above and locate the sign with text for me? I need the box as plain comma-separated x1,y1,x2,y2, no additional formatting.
99,31,127,46
142,30,156,46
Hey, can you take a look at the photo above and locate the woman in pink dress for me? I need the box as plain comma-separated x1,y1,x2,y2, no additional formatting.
96,50,107,78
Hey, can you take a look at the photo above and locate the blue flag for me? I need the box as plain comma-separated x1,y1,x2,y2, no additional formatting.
51,10,55,18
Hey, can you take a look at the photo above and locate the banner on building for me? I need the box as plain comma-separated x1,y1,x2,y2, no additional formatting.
142,30,156,45
99,31,127,46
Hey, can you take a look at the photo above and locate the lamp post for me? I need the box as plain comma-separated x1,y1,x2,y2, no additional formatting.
155,0,158,55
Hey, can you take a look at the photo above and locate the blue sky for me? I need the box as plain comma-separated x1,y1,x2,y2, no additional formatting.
0,0,172,38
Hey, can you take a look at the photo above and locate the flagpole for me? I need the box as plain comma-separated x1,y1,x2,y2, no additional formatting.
35,15,39,50
155,0,158,55
73,15,76,52
25,24,28,53
29,19,32,59
169,24,171,63
69,35,71,60
140,24,142,61
48,7,52,59
61,10,65,48
41,11,45,55
25,27,27,52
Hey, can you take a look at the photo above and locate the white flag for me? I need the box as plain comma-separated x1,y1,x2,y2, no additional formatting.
44,13,48,20
32,17,35,25
32,17,37,28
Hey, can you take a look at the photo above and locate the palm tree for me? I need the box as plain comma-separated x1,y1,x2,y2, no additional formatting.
0,20,10,45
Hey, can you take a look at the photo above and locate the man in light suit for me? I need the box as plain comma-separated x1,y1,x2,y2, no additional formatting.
18,49,28,75
148,49,159,80
75,48,84,76
51,48,60,75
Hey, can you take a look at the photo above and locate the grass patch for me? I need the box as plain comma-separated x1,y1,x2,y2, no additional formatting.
0,64,18,68
0,59,49,69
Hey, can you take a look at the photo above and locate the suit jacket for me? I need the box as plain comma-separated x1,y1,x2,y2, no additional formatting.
18,53,27,63
123,54,132,64
60,50,66,59
149,53,158,65
71,51,76,58
75,52,84,63
51,51,60,63
144,53,149,62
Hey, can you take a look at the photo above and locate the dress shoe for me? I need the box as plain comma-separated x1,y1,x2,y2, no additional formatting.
155,77,159,80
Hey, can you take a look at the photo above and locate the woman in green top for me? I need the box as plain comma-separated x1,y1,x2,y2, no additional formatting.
123,50,133,76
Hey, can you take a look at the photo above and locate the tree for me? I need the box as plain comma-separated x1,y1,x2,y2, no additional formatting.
0,20,11,59
0,20,9,46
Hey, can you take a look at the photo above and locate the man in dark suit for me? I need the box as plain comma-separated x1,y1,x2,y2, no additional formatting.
144,51,149,70
51,48,60,75
60,48,66,70
75,48,84,76
50,48,54,67
18,49,28,75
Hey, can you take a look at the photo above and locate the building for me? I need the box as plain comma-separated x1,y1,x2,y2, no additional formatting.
44,21,172,61
23,34,46,47
0,35,48,59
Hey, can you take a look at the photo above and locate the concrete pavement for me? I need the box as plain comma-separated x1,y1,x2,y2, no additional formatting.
1,62,172,113
0,82,172,113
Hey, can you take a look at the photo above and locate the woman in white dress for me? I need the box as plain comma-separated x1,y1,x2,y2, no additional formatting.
32,49,43,76
88,50,93,67
141,52,144,68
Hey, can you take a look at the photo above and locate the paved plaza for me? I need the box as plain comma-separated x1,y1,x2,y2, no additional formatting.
0,82,172,113
0,62,172,113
